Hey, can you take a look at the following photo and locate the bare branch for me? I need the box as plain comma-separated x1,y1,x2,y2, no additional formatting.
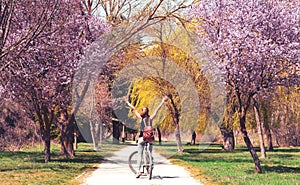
0,0,15,51
0,1,61,72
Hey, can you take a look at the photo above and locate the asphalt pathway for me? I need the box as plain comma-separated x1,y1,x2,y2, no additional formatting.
81,145,203,185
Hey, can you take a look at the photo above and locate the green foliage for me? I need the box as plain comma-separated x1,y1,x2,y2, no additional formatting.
127,42,211,135
232,111,239,130
129,77,173,132
268,86,300,146
272,86,300,127
246,109,257,130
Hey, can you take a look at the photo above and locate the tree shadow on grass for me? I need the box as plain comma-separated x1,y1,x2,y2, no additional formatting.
0,150,43,161
170,153,254,164
263,165,300,173
0,149,105,164
50,153,105,164
182,147,262,154
245,165,300,174
0,150,104,172
269,153,296,161
51,157,104,164
272,148,300,153
0,162,97,172
180,145,300,155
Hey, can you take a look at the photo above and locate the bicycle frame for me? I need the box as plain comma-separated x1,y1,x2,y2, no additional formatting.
128,142,153,179
142,143,151,173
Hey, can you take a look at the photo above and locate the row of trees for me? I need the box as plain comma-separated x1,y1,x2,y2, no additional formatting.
0,0,299,175
0,0,110,162
0,0,194,161
190,0,300,173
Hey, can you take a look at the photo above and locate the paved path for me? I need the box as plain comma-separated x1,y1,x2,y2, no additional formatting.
81,145,203,185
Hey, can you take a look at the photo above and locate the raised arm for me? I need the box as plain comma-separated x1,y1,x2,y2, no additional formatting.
126,101,142,119
150,97,166,120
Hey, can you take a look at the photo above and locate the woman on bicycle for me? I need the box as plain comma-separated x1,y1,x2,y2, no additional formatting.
126,97,167,178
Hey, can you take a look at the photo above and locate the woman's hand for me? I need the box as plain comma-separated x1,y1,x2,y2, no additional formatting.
162,95,168,103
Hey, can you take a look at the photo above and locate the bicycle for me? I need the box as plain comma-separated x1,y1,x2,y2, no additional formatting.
128,142,153,180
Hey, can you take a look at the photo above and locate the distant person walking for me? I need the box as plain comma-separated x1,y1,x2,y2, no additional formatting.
191,131,196,145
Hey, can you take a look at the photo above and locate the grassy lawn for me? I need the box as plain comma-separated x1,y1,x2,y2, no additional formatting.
0,142,124,185
154,142,300,185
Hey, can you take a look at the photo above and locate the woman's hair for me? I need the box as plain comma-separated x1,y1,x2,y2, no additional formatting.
140,107,150,118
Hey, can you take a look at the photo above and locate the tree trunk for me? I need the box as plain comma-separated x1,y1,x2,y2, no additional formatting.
261,105,274,151
113,120,120,144
220,92,236,151
175,123,183,152
220,128,235,151
44,121,51,163
157,127,162,145
60,114,75,158
100,120,103,144
121,124,125,143
90,120,99,150
95,121,100,146
74,132,78,150
251,128,255,145
166,96,183,152
39,105,53,163
253,101,266,158
265,127,274,151
89,83,101,149
170,104,183,151
133,132,136,141
60,131,75,158
239,108,262,173
235,130,239,145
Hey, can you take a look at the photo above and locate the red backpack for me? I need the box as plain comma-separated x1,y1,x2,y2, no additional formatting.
142,119,154,143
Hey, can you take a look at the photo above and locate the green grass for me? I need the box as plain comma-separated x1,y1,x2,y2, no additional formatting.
154,142,300,185
0,142,125,185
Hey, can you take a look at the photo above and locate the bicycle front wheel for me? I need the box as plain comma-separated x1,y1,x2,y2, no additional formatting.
128,151,138,174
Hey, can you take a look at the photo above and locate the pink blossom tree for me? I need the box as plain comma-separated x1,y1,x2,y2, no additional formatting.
190,0,300,173
0,0,63,162
0,0,61,71
0,0,109,162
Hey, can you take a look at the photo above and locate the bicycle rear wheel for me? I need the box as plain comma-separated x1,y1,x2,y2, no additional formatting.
144,150,152,180
148,165,152,180
144,150,150,172
128,151,138,174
